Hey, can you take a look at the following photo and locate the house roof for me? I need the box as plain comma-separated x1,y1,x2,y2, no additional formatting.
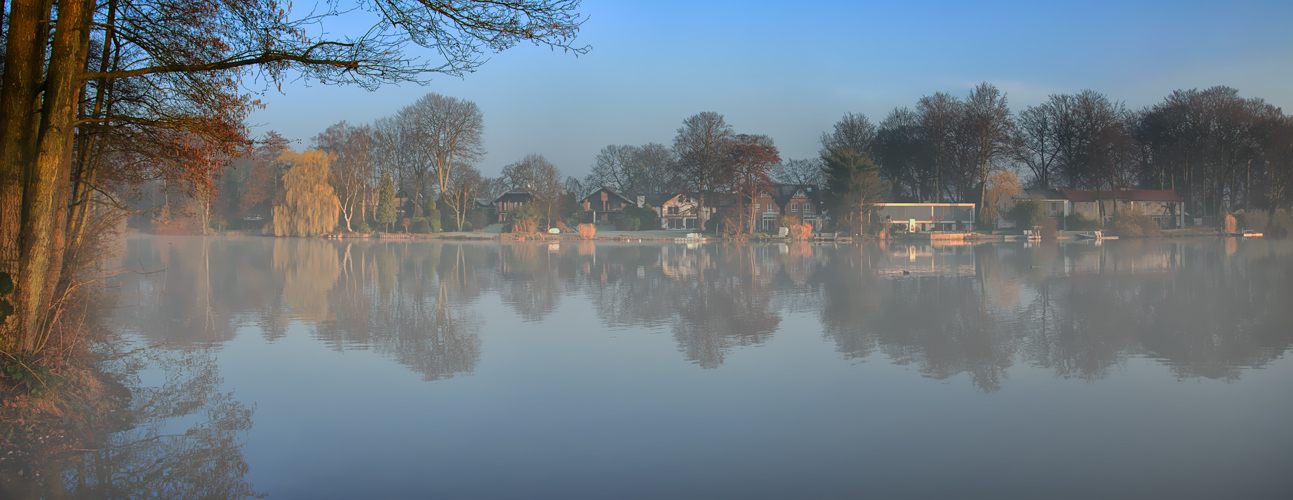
1061,189,1183,202
493,188,533,204
772,184,821,212
579,186,635,206
1016,188,1067,200
640,193,673,207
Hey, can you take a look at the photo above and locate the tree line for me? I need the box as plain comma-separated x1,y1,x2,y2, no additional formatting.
867,84,1293,219
229,82,1293,242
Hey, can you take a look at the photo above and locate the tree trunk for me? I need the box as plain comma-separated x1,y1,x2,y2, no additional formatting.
11,0,95,353
0,0,54,282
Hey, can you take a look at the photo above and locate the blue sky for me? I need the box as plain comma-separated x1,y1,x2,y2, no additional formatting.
249,0,1293,180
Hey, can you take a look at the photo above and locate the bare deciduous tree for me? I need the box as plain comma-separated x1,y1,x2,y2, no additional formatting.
441,163,483,231
724,134,780,234
773,158,825,187
1014,102,1060,190
820,112,877,157
314,122,372,231
672,112,733,229
401,93,486,203
916,93,962,202
960,83,1014,223
501,154,565,226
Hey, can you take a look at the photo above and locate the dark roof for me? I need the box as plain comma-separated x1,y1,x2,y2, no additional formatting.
771,184,821,210
579,187,635,206
1017,188,1067,200
639,193,673,207
1061,189,1183,202
493,188,533,203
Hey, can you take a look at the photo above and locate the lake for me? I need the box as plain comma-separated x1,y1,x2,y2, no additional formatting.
42,235,1293,498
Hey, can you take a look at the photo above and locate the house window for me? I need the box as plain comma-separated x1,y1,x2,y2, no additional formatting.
669,206,679,215
791,203,799,212
755,203,760,212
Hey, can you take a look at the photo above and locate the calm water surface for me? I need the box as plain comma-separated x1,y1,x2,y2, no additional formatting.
53,235,1293,498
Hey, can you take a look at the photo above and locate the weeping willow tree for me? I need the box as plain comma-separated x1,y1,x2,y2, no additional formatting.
270,151,340,237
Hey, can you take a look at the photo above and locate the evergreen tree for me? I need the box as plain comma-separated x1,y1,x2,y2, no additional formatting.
377,173,398,232
270,150,341,236
822,147,889,235
424,198,442,232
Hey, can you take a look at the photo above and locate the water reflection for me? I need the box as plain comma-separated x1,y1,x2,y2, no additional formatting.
110,235,1293,390
1,346,260,499
49,234,1291,499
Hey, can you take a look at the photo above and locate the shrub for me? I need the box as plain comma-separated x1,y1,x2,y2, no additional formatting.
424,199,441,222
568,210,592,225
778,216,799,228
789,223,813,241
354,220,372,233
578,223,596,239
469,210,488,231
1266,209,1291,237
410,217,432,234
616,215,640,231
1038,216,1058,239
1009,199,1046,229
461,221,473,232
622,204,659,230
1109,208,1160,237
507,204,541,233
512,218,536,233
1236,210,1267,232
1065,213,1102,231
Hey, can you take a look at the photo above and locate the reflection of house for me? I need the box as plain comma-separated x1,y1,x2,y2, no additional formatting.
493,188,533,223
579,187,635,223
874,203,977,231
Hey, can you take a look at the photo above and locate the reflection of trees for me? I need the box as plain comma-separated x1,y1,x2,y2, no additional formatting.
111,236,240,344
672,271,781,368
110,235,1293,393
497,243,562,322
572,243,783,368
314,241,483,381
273,238,341,323
860,275,1017,393
811,240,1293,390
35,348,261,499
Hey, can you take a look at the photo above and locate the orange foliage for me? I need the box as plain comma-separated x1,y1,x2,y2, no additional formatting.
577,223,596,239
789,223,813,241
512,218,536,233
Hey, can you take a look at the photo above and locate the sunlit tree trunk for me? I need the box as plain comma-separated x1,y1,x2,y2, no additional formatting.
5,0,94,353
0,0,53,281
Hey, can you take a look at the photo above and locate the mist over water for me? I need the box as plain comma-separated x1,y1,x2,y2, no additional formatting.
50,235,1293,498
